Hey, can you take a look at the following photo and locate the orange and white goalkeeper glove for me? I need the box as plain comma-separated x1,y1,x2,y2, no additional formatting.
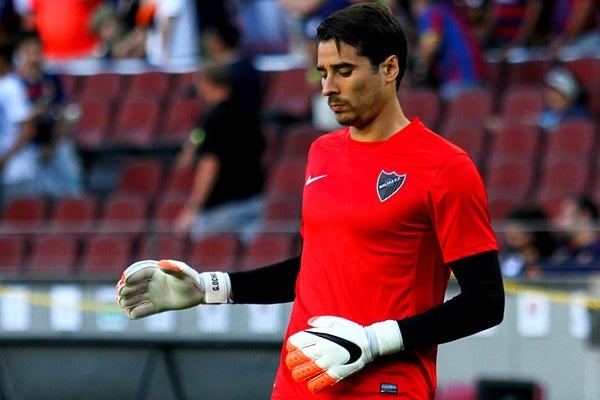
285,316,403,393
115,259,231,319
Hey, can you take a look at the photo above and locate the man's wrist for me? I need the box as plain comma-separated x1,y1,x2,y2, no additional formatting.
199,272,232,303
366,320,404,356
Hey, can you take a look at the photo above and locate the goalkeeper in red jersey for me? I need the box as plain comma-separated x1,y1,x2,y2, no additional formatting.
116,3,504,399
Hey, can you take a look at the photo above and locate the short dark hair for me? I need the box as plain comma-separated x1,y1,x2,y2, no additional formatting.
211,18,241,50
316,3,407,89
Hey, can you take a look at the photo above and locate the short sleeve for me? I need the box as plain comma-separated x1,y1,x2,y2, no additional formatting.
429,154,497,263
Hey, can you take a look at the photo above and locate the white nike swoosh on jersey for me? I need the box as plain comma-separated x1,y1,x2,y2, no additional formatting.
305,174,328,186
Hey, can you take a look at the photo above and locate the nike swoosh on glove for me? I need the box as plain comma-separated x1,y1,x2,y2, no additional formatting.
285,316,403,393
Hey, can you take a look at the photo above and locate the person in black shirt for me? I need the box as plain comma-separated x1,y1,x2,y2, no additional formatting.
174,60,266,243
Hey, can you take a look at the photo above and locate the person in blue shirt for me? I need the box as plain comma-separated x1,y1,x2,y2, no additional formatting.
14,32,83,197
543,195,600,274
537,66,592,132
410,0,487,100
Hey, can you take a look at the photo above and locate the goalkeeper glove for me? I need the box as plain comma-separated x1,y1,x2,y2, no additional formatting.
285,316,403,393
115,259,231,319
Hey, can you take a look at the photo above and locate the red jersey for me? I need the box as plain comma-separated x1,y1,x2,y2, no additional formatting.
31,0,102,60
271,119,497,399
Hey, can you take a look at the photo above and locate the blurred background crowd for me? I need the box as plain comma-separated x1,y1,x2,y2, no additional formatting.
0,0,599,280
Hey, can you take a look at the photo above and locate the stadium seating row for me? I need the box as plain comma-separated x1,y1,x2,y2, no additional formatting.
0,229,300,278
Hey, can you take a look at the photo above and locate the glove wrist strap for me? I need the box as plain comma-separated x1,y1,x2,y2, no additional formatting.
367,320,404,356
199,272,231,304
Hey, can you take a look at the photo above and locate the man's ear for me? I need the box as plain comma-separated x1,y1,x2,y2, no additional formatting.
382,55,399,84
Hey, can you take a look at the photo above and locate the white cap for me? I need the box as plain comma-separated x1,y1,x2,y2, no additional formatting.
545,67,580,101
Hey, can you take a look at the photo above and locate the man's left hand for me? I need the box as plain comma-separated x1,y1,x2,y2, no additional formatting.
285,316,403,393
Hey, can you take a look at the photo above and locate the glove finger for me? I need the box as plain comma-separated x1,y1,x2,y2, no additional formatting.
123,260,159,283
118,291,149,308
126,301,157,319
286,330,321,352
158,259,199,282
307,372,339,394
286,349,324,382
117,279,151,298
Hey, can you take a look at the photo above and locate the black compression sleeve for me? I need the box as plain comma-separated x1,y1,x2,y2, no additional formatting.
228,256,301,304
397,250,504,350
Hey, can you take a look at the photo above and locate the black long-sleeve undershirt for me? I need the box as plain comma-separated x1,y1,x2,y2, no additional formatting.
398,250,505,349
229,256,300,304
228,250,504,349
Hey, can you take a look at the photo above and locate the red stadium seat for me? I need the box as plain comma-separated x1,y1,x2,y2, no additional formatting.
96,194,149,239
187,233,241,272
79,234,133,276
488,123,541,163
486,159,536,197
27,234,79,276
0,236,26,275
108,98,161,148
238,232,298,271
535,157,592,217
263,194,302,233
125,71,172,100
499,85,545,125
0,196,48,235
77,72,124,102
563,58,600,87
444,88,493,123
485,159,536,220
543,119,596,158
265,157,307,197
115,159,164,199
506,59,552,86
137,235,186,260
262,68,314,121
279,123,324,161
150,194,187,233
158,97,203,145
398,87,442,129
72,98,112,149
48,194,98,234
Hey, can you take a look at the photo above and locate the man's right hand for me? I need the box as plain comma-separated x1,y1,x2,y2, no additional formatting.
115,259,231,319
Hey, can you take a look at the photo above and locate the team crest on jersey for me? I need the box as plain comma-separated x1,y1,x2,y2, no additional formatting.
377,170,406,202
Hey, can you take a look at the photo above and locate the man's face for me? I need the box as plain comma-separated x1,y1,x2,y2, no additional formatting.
316,40,387,129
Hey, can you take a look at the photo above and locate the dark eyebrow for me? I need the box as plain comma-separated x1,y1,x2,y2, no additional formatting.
316,62,355,72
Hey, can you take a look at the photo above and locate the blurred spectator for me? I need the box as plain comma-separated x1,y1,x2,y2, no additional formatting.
537,65,591,132
139,0,200,68
409,0,487,100
544,195,600,274
201,17,263,114
237,0,291,56
173,61,266,243
500,203,558,279
23,0,103,62
0,41,38,207
14,32,83,197
89,3,143,59
0,0,23,43
479,0,545,51
278,0,352,76
548,0,600,59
